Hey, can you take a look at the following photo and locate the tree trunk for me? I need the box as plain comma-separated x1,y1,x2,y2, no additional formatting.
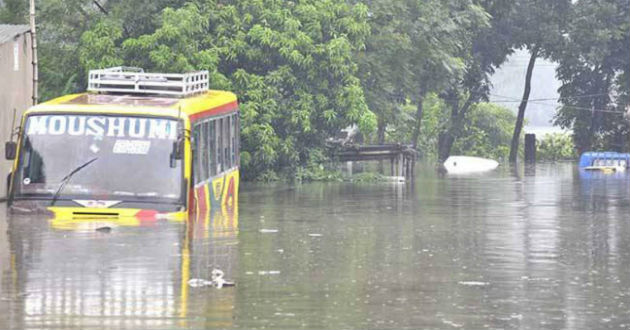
438,133,455,162
377,117,386,144
588,74,613,151
377,116,386,173
509,46,539,163
411,92,425,149
438,93,475,162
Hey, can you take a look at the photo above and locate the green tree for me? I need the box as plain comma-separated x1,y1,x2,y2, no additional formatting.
356,0,412,144
0,0,27,24
385,94,446,160
554,0,629,153
537,133,577,161
405,0,489,150
507,0,571,162
436,0,513,161
357,0,489,155
78,0,376,180
451,103,517,160
33,0,180,100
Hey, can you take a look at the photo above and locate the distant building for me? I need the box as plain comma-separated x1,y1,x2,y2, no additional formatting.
0,24,33,196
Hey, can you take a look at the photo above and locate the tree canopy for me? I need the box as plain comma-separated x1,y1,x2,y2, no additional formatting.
1,0,627,179
554,0,629,153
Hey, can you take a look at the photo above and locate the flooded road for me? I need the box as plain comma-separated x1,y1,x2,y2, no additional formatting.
1,163,629,330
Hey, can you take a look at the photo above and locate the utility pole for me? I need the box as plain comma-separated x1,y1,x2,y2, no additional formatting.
29,0,38,105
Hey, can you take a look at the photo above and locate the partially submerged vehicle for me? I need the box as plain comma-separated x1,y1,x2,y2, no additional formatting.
579,152,629,173
443,156,499,174
5,67,239,220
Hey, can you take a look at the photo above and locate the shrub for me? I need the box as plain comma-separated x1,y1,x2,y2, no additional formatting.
537,133,577,161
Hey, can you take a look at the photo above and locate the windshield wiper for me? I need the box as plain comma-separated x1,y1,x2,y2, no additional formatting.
50,157,98,206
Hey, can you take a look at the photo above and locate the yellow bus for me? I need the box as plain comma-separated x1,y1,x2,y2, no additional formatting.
5,67,239,221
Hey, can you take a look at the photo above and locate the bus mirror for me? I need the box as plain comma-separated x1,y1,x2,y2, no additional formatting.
170,140,183,168
173,140,184,160
5,142,17,160
170,155,177,168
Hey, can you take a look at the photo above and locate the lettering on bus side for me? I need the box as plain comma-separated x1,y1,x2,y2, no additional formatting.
26,115,178,140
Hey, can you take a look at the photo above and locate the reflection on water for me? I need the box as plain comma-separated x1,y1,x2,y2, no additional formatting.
0,203,240,329
1,163,629,330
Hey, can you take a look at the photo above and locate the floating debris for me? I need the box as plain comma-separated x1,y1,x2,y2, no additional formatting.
458,281,490,287
258,270,281,275
308,233,323,237
274,312,296,317
444,156,499,174
442,319,464,328
188,269,235,289
259,229,279,233
95,226,112,233
187,278,213,288
211,269,235,289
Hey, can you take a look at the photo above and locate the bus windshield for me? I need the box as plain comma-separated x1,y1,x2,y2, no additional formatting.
14,114,183,203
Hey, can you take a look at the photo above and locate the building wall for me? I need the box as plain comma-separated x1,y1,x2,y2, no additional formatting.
0,202,8,298
0,32,33,197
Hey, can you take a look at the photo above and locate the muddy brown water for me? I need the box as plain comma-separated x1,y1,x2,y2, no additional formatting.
0,163,629,330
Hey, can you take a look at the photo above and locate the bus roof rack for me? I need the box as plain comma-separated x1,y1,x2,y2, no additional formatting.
88,66,209,97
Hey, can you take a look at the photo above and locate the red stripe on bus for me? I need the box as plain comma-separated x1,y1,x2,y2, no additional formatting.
189,101,239,122
135,209,158,223
195,185,208,216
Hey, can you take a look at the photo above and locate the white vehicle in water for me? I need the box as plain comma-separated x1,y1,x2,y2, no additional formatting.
443,156,499,174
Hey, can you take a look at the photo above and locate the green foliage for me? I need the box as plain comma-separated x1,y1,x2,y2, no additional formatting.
554,0,629,153
7,0,627,180
79,20,124,70
385,99,517,161
451,103,517,160
33,0,180,101
507,0,570,161
293,149,343,183
430,1,515,161
30,0,376,180
199,0,375,180
537,133,578,161
386,93,446,159
357,0,490,149
0,0,27,24
350,172,385,183
508,0,571,56
294,166,343,183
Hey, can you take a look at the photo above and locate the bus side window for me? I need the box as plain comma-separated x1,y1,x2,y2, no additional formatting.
209,119,216,177
231,114,236,166
236,113,240,166
200,121,210,181
192,125,201,184
217,118,223,174
225,116,231,170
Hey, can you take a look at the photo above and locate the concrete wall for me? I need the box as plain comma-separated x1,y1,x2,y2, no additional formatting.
0,32,33,197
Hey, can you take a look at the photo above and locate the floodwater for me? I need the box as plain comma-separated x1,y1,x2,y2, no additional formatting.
1,163,629,330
